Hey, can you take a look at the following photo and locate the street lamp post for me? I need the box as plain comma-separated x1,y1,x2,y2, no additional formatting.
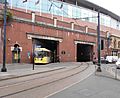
96,10,102,72
73,9,102,72
32,39,35,70
74,10,102,72
1,0,7,72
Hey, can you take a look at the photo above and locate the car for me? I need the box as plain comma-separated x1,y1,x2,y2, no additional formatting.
105,56,118,64
116,58,120,69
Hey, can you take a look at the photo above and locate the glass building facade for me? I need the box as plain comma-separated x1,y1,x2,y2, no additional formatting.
7,0,120,30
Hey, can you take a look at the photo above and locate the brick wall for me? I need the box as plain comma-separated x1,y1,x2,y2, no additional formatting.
1,9,115,63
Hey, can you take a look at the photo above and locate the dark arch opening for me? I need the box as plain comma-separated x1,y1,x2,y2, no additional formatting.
12,44,21,63
14,44,20,48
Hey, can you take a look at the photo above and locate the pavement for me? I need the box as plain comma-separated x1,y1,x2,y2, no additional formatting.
0,62,91,81
1,62,120,98
48,64,120,98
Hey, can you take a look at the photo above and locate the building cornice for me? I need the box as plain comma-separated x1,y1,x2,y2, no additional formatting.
13,16,98,38
65,0,120,21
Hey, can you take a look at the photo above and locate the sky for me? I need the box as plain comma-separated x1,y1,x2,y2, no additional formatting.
87,0,120,16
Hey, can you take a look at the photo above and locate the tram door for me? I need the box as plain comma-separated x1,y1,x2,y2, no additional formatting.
12,45,21,63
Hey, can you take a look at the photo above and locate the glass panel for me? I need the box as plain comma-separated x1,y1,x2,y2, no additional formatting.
111,18,117,29
62,3,68,17
100,14,105,25
91,11,97,23
105,16,111,27
118,22,120,30
76,7,81,18
72,6,81,18
72,6,76,18
88,10,93,22
7,0,120,30
41,0,49,13
68,4,72,18
52,2,62,16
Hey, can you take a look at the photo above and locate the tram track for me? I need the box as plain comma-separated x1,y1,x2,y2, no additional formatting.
0,64,81,87
0,62,90,97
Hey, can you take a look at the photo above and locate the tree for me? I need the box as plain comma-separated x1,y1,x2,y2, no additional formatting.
0,9,13,23
0,0,5,4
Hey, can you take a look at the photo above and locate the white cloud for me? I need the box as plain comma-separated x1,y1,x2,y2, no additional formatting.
87,0,120,16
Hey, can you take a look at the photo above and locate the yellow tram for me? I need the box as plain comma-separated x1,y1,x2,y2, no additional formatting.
34,47,51,64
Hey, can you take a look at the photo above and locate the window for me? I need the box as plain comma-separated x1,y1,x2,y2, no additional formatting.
118,41,120,48
0,28,1,42
112,51,117,56
114,38,117,48
101,39,104,50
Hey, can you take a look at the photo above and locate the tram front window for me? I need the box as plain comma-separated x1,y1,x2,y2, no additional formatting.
35,51,45,58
